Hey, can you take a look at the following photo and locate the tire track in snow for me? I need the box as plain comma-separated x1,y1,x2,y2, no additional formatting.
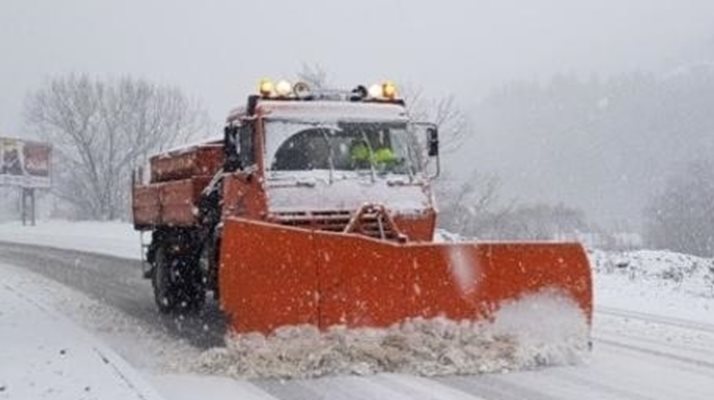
597,306,714,333
547,366,666,400
373,374,485,400
593,337,714,371
435,374,558,400
0,241,226,349
597,328,714,359
594,305,714,372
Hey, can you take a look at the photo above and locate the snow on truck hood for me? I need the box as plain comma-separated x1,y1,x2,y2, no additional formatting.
266,171,431,214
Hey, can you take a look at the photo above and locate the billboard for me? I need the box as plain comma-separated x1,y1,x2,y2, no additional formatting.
0,137,51,188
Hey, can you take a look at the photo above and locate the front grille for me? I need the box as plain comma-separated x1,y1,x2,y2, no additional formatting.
270,210,352,232
269,207,404,242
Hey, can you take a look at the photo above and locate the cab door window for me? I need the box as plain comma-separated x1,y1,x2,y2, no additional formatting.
238,122,255,167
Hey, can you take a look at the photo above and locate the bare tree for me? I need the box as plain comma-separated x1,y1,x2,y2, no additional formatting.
391,84,492,235
402,86,469,154
297,63,329,89
401,87,495,235
24,73,209,220
435,169,504,235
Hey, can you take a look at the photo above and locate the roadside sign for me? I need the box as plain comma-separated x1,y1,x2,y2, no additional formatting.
0,137,51,188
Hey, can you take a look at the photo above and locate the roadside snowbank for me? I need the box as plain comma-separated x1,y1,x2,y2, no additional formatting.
590,249,714,298
0,220,142,259
590,250,714,324
195,290,589,379
0,264,165,400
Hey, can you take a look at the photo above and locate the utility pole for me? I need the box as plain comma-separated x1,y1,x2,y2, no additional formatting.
21,187,35,226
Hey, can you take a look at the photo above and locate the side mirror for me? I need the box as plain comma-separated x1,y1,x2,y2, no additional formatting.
223,125,241,172
427,126,439,157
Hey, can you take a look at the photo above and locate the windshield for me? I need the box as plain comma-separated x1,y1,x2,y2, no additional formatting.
266,120,423,176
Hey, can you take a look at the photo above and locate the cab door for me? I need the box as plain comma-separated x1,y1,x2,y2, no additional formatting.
221,120,267,220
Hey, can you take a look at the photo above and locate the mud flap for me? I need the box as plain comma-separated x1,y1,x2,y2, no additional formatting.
219,218,592,334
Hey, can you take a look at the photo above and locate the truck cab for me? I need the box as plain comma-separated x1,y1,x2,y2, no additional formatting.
221,81,440,241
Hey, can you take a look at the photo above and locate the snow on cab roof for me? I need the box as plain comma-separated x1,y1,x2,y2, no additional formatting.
258,100,408,122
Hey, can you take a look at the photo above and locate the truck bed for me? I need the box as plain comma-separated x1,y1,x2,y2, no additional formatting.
133,176,213,229
133,141,223,229
149,142,223,183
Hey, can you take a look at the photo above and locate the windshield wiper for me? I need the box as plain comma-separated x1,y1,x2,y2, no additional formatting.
318,128,335,185
357,129,377,183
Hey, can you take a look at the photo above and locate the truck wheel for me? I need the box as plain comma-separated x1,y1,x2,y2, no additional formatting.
152,245,205,313
198,236,219,299
181,267,206,312
152,245,180,313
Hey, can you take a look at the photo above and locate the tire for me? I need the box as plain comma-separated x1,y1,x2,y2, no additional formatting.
181,267,206,312
198,234,220,299
152,244,205,313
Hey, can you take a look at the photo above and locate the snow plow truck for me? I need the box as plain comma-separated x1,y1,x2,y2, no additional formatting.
132,80,593,336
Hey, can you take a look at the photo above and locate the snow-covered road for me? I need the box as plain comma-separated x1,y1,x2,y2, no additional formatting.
0,267,165,400
1,222,713,399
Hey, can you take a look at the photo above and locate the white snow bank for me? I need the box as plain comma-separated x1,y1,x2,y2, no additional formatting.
590,249,714,298
590,250,714,325
0,220,142,259
0,264,165,400
194,289,589,379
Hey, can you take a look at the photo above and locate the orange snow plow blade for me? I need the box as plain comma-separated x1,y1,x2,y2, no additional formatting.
219,218,593,335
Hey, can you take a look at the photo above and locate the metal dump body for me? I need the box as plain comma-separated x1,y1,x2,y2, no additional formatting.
133,142,223,229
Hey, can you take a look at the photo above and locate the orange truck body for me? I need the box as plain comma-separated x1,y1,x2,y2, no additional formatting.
133,142,223,228
132,88,593,338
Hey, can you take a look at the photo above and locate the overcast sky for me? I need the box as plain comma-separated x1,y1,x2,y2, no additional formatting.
2,0,713,227
2,0,713,135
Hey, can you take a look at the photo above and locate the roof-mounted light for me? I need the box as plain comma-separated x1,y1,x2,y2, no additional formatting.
368,84,382,99
258,79,312,99
259,79,274,97
275,80,292,97
293,81,311,99
255,79,399,102
350,85,368,101
382,81,397,100
366,81,399,100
